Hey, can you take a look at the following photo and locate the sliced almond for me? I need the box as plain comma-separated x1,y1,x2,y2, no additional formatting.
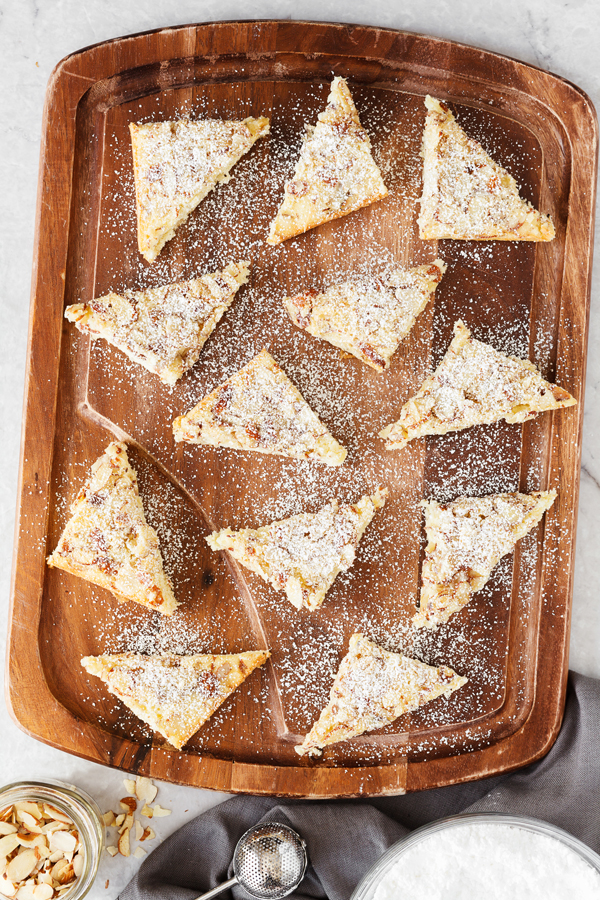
7,850,38,883
106,847,118,858
0,824,18,836
15,884,38,900
36,873,53,886
32,883,54,900
119,798,137,815
151,806,171,818
48,834,76,855
41,809,71,828
17,835,46,850
47,852,63,865
13,806,41,823
0,833,20,857
117,830,130,858
139,827,155,842
71,854,84,879
55,864,74,887
40,824,68,836
118,815,133,836
139,806,153,819
101,812,116,828
114,815,125,828
49,859,69,883
133,847,146,860
123,780,136,795
0,807,14,823
134,821,143,842
18,884,42,900
15,815,42,836
135,779,157,805
1,875,18,898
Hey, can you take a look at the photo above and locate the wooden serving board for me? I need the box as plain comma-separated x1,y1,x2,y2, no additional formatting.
7,21,597,797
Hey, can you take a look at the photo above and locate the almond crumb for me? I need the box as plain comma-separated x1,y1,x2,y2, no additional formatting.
150,806,170,818
119,798,137,815
134,779,157,805
117,830,130,858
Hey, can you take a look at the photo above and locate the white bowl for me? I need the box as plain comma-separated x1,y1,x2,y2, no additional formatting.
351,813,600,900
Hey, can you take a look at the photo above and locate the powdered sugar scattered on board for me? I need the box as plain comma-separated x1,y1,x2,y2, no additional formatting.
43,80,573,765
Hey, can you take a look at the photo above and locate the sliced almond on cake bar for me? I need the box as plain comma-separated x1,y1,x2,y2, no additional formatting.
414,489,557,629
418,95,554,241
173,349,347,466
380,320,576,450
47,442,177,615
131,116,269,263
65,262,249,384
284,260,446,372
81,650,269,749
267,77,388,245
296,633,466,756
207,488,386,611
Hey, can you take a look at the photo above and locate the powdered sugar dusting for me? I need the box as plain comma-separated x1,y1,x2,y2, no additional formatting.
39,78,574,768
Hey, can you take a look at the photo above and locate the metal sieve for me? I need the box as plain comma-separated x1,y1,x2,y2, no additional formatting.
194,822,308,900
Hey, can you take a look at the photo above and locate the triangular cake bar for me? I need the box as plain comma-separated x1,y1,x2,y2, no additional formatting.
47,442,177,615
380,321,576,450
81,650,269,749
414,490,557,629
418,96,555,241
267,77,388,245
130,116,270,263
173,349,347,466
207,488,387,611
284,260,446,372
296,633,466,756
65,262,249,385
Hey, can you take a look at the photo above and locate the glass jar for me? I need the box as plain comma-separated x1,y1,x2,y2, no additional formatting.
0,780,104,900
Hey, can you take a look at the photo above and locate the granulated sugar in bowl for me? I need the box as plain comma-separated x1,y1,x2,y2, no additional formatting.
351,814,600,900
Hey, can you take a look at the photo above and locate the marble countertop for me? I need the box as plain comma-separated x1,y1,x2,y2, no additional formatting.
1,1,598,898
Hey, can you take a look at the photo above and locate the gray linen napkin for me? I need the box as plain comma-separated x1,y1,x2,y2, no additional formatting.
120,672,600,900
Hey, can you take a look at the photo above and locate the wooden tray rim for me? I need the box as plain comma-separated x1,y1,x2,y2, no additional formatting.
6,19,598,797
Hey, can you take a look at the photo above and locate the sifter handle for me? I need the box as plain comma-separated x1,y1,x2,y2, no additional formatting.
193,876,239,900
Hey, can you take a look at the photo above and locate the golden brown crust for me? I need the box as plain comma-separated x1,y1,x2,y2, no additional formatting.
47,442,177,615
131,117,269,263
380,321,576,449
267,78,388,245
295,634,466,756
65,262,249,384
81,650,269,749
207,488,387,611
284,261,446,372
173,349,347,466
414,490,557,629
418,96,555,241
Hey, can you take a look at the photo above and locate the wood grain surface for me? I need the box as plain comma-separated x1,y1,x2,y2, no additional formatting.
6,20,597,798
